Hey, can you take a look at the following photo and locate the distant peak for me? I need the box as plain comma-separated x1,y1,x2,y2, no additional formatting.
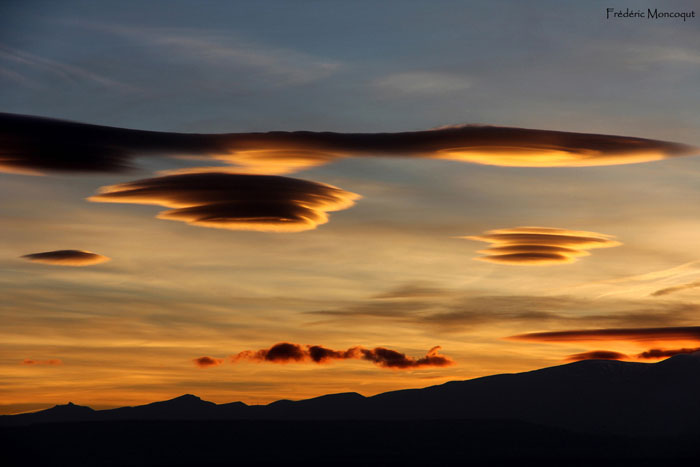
55,401,79,408
154,394,216,407
48,401,94,412
173,394,200,401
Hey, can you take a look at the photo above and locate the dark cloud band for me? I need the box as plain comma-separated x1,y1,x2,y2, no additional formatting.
1,113,695,175
232,342,454,369
565,350,628,362
636,347,700,359
510,326,700,342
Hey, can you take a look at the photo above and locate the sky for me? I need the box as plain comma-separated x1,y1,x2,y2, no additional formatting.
2,0,700,414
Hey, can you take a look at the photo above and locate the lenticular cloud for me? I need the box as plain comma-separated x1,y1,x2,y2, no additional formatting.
21,250,110,266
89,172,360,232
2,112,695,175
461,226,621,265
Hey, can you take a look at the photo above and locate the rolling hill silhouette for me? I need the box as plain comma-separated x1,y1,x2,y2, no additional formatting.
4,353,700,436
3,355,700,465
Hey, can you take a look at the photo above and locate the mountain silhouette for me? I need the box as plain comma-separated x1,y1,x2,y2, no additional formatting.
97,393,219,420
3,401,95,425
3,353,700,436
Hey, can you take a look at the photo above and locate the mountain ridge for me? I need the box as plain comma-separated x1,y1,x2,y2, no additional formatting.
4,354,700,435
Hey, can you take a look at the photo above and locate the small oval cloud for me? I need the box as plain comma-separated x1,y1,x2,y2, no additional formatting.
21,250,110,266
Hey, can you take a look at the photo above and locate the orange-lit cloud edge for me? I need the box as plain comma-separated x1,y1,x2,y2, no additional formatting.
88,172,360,232
1,112,696,175
460,226,621,265
21,250,111,266
195,342,454,370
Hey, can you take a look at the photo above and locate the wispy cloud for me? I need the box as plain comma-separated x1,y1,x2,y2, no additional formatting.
627,45,700,66
650,280,700,297
373,71,470,96
78,23,340,87
0,44,134,91
308,284,700,333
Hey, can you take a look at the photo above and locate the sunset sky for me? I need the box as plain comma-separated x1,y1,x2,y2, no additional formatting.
2,0,700,414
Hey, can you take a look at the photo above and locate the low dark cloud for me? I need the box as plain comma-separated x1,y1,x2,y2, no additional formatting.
21,249,110,266
565,350,628,362
636,347,700,359
89,172,359,232
232,342,454,369
1,112,695,175
21,359,62,365
358,345,452,369
510,326,700,342
461,227,621,265
650,280,700,297
193,356,224,368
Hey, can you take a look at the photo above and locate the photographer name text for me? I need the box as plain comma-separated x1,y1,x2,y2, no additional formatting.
606,8,695,21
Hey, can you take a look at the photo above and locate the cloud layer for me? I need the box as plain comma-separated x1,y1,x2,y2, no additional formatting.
1,113,695,175
510,326,700,342
636,347,700,359
514,326,700,362
231,342,454,369
462,227,621,265
308,283,700,333
21,250,110,266
89,172,359,232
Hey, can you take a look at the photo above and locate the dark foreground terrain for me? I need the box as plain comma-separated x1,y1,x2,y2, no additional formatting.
4,355,700,465
2,419,699,466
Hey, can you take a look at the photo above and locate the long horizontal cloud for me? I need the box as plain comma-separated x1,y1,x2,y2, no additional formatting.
89,172,359,232
21,250,110,266
565,350,628,362
510,326,700,342
308,284,700,332
461,227,621,265
1,112,695,175
232,342,454,369
513,326,700,362
636,347,700,359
